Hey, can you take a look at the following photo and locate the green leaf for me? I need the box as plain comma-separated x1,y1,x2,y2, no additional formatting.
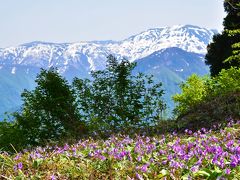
214,166,222,174
181,173,190,180
157,169,169,178
32,159,43,169
194,169,211,177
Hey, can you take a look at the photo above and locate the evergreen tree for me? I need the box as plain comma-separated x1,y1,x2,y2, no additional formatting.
224,1,240,64
205,0,240,76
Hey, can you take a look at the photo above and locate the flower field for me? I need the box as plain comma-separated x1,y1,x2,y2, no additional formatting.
1,121,240,179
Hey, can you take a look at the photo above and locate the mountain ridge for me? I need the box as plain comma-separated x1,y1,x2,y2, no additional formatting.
0,25,216,70
0,24,216,118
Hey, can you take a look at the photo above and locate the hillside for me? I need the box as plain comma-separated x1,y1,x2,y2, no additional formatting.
176,92,240,131
0,120,239,179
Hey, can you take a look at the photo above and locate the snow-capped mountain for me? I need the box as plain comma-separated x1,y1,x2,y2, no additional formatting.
0,25,216,118
0,25,216,72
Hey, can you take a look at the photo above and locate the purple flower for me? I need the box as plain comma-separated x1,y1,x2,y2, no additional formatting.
235,146,240,154
35,151,42,158
17,162,23,170
99,155,106,160
190,165,199,172
146,137,150,143
229,155,238,168
201,128,207,133
162,160,168,165
195,158,203,166
119,151,127,158
50,174,56,180
226,168,231,175
172,131,177,136
136,173,144,180
127,151,132,161
227,140,234,147
140,164,149,172
72,147,77,152
137,156,142,162
230,160,238,168
64,144,69,150
167,154,173,161
13,154,21,160
159,150,166,155
170,160,183,169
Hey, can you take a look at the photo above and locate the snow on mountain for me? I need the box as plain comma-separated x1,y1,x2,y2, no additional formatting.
110,25,215,61
0,24,218,118
0,25,216,72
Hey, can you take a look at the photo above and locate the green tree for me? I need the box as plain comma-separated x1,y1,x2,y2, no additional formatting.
14,68,86,146
73,55,165,132
172,68,240,128
210,66,240,96
173,67,240,118
172,74,208,116
205,0,240,76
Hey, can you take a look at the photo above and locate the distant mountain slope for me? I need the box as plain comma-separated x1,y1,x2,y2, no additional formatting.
0,25,215,118
134,47,209,113
0,66,37,118
135,47,208,78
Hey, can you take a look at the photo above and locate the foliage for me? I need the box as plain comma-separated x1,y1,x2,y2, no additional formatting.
175,92,240,131
205,32,236,76
172,74,209,116
210,66,240,96
0,120,25,152
0,120,239,179
224,0,240,64
173,67,240,129
73,55,166,133
205,0,240,76
0,56,165,151
225,29,240,64
11,68,86,148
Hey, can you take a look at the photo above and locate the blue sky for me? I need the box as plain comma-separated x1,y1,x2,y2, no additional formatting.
0,0,225,48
